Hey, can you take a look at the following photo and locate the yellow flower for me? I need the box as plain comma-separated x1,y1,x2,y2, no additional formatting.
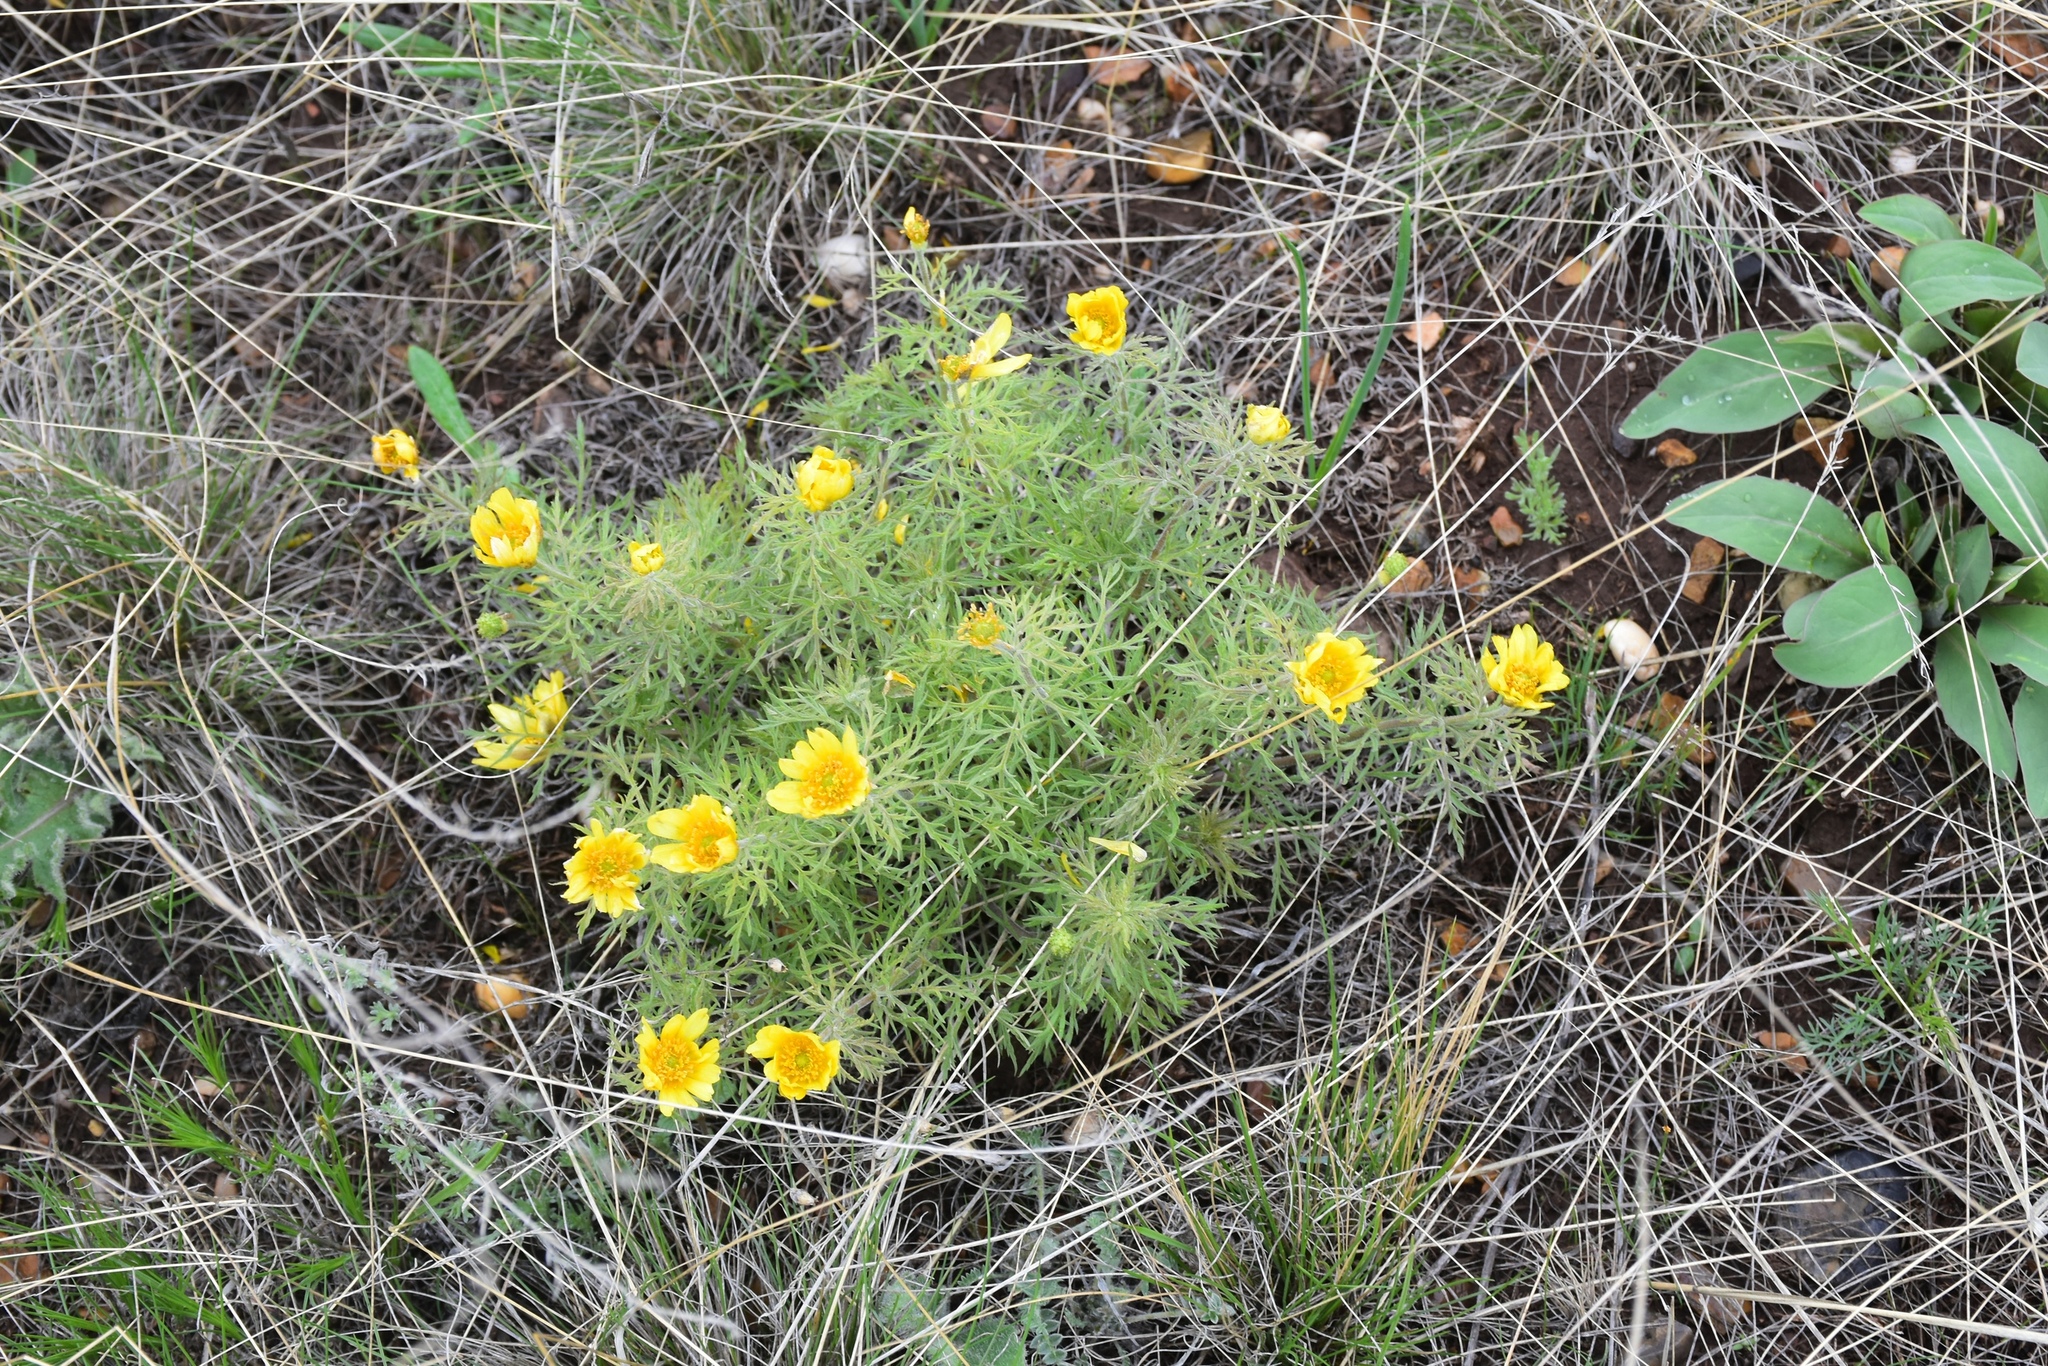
1088,836,1148,862
903,206,931,248
795,447,857,512
747,1024,842,1100
884,670,916,693
893,519,907,545
647,795,739,874
563,819,649,918
1286,631,1382,724
638,1011,722,1114
472,670,569,770
471,487,541,567
939,312,1033,385
875,497,890,521
1245,405,1292,445
371,427,419,480
766,727,872,818
957,605,1004,649
1482,623,1571,710
1065,286,1129,355
629,540,665,575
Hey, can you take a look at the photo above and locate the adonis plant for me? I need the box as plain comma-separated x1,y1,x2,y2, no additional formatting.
408,240,1542,1071
1625,192,2048,813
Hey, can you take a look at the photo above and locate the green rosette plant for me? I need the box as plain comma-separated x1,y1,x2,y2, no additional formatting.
1624,192,2048,812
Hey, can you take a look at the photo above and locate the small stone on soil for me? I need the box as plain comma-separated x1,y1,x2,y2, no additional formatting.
1766,1149,1911,1287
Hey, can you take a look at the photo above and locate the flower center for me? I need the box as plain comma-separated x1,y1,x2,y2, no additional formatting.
650,1040,689,1083
1505,663,1542,698
778,1039,824,1087
1308,657,1350,692
808,758,851,801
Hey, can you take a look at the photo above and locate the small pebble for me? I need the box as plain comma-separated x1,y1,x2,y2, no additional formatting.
1601,618,1660,680
1887,146,1919,176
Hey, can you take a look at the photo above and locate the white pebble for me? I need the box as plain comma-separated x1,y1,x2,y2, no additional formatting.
1887,146,1919,176
815,234,869,289
1600,618,1660,681
1285,127,1332,155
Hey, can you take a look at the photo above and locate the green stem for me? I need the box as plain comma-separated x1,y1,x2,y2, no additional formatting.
1281,235,1314,442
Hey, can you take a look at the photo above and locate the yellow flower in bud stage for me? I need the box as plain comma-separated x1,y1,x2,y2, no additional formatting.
939,312,1032,385
1482,622,1571,710
795,447,857,512
472,670,569,770
1065,286,1128,355
1088,836,1148,862
903,206,931,248
471,487,541,567
884,670,916,693
647,795,739,874
875,497,889,522
1286,631,1382,724
893,519,907,545
766,727,872,819
638,1010,722,1114
628,540,666,575
562,819,649,918
371,427,420,479
1245,405,1292,445
747,1024,842,1100
957,605,1004,649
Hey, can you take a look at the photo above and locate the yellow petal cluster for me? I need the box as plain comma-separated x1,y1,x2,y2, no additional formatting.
648,795,739,874
1482,623,1571,710
629,540,665,575
563,819,649,918
940,313,1032,385
473,670,569,770
1245,405,1292,445
957,605,1005,649
1088,836,1148,862
766,727,872,819
1065,286,1128,355
472,487,541,567
1286,631,1382,724
902,206,930,248
795,447,857,512
747,1024,842,1100
638,1010,722,1114
371,427,420,480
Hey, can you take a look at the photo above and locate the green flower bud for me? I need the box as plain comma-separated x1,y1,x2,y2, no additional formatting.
476,611,510,640
1047,927,1076,959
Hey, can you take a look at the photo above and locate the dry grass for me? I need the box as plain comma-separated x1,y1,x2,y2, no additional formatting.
2,0,2046,1362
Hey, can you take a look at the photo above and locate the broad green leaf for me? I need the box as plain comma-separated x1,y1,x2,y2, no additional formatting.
1991,559,2048,603
1894,320,1949,362
2018,192,2047,271
406,346,481,460
1897,239,2045,316
1931,522,1991,615
1976,604,2048,684
1858,195,1962,246
1851,359,1930,440
1773,564,1918,687
1933,627,2017,779
3,145,32,192
1861,510,1892,564
1784,584,1820,640
1619,332,1842,438
2013,681,2048,817
1904,414,2048,559
1786,322,1886,365
2017,322,2048,388
1664,477,1869,580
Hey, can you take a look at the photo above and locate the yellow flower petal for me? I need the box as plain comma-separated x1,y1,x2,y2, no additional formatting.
562,819,649,917
765,726,870,818
794,447,857,512
1087,837,1148,862
746,1024,842,1100
471,487,541,568
639,1010,722,1114
1065,286,1129,356
1483,622,1571,710
1245,404,1292,445
647,795,738,874
473,671,569,770
1285,631,1382,725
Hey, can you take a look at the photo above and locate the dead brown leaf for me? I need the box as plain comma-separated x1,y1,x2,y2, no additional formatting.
1655,438,1698,469
1406,309,1445,351
1870,244,1907,291
1439,919,1474,956
1451,565,1489,597
1488,505,1524,548
1143,127,1213,184
1084,46,1150,86
1987,18,2048,77
1326,2,1374,50
1680,536,1724,603
1385,557,1433,594
1792,416,1854,470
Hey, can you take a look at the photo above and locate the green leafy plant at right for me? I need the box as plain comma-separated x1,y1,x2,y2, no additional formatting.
1507,429,1568,543
1802,903,1996,1082
1624,191,2048,812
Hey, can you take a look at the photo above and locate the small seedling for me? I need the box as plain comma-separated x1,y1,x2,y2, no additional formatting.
1507,430,1568,544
